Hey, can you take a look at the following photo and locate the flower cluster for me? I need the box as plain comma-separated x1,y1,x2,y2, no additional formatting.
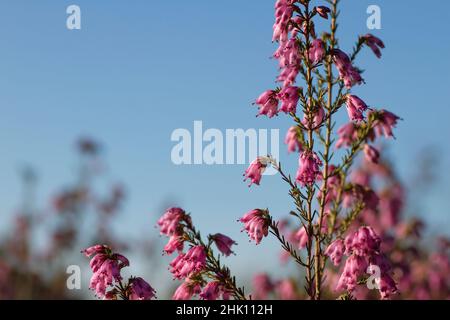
326,227,397,299
158,207,241,300
82,245,155,300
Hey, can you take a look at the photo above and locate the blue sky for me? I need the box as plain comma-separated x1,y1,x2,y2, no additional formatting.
0,0,449,290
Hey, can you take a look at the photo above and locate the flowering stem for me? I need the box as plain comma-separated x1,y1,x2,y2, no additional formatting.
313,0,339,300
184,222,247,300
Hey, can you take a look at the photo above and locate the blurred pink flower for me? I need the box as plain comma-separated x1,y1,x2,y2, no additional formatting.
211,233,237,256
325,239,345,266
173,280,202,300
364,144,380,164
285,126,303,153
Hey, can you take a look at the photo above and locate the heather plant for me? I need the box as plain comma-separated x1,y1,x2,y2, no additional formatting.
81,0,449,300
241,0,400,300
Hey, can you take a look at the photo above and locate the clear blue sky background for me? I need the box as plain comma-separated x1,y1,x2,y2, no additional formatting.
0,0,449,292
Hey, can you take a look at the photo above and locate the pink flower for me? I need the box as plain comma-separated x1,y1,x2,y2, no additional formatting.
325,239,345,266
82,245,129,298
255,90,279,118
293,226,308,249
276,279,297,300
346,95,368,121
336,254,368,292
239,209,270,245
308,39,326,64
82,244,107,257
278,86,300,114
344,226,381,256
378,274,398,299
157,207,187,236
370,109,401,138
128,277,156,300
315,6,331,19
296,150,323,186
273,0,297,43
200,281,230,300
332,49,364,89
336,122,359,149
273,37,301,69
170,246,207,279
211,233,237,256
164,235,184,255
285,126,303,153
243,157,268,186
363,34,385,58
274,38,302,86
173,280,202,300
364,144,380,164
252,273,274,299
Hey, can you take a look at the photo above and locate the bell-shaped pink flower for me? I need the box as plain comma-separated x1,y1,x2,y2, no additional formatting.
293,226,309,249
200,281,230,300
296,150,323,186
157,207,186,236
345,226,381,256
276,279,297,300
336,254,368,292
363,34,385,58
325,239,345,266
82,245,130,298
364,144,380,164
128,277,156,300
252,273,274,300
211,233,237,256
315,6,331,19
170,246,207,279
378,274,398,299
308,39,326,64
336,122,359,149
255,90,279,118
370,109,401,138
173,280,202,300
163,234,184,255
273,0,296,43
239,209,270,245
285,126,303,153
332,49,364,89
243,157,268,186
278,86,300,114
346,95,368,121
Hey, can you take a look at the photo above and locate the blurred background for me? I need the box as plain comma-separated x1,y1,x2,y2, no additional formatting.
0,0,449,299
